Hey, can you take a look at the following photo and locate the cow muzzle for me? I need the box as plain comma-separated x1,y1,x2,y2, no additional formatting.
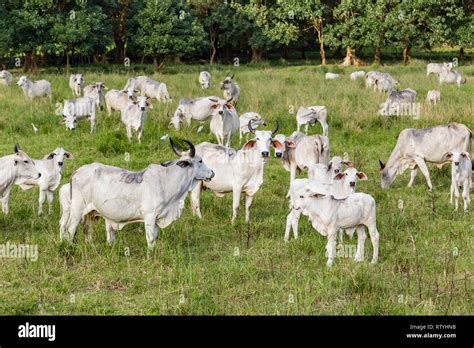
206,171,215,182
276,152,283,158
349,182,356,187
261,151,269,158
454,162,459,166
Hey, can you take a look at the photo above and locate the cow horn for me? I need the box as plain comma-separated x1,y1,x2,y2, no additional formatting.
183,140,196,158
226,96,233,104
248,120,256,134
208,97,218,102
14,143,20,153
379,160,385,170
272,120,279,136
230,73,235,79
170,138,183,156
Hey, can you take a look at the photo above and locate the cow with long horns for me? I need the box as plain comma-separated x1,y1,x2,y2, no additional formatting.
190,120,282,224
59,138,214,250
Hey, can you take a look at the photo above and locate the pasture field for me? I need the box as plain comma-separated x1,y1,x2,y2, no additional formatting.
0,60,472,315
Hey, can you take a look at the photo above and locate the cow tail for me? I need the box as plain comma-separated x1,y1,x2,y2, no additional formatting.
462,77,467,84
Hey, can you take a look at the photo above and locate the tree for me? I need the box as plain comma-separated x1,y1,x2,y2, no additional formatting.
50,2,110,70
134,0,207,71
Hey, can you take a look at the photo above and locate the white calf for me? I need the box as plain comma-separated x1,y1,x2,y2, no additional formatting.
443,151,471,212
121,96,151,143
69,74,84,97
325,73,339,80
105,87,136,115
426,90,441,105
0,70,14,86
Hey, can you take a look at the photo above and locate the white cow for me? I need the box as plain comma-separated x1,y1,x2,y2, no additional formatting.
83,82,106,110
0,70,14,86
59,139,214,250
375,77,396,93
210,97,239,147
438,69,466,88
239,112,264,143
442,151,471,212
426,90,441,105
62,97,97,133
296,105,329,136
15,147,73,215
378,88,417,116
199,71,211,89
124,76,148,92
17,76,52,100
121,96,151,143
69,74,84,97
380,123,472,191
190,121,282,224
325,73,339,80
426,62,453,76
141,78,171,103
220,74,240,104
0,144,41,215
105,87,136,116
292,190,379,266
171,96,221,131
350,71,365,81
366,71,398,90
285,160,364,241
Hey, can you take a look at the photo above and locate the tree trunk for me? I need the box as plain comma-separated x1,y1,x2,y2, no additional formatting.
342,47,363,66
153,56,165,73
209,30,217,65
374,46,381,65
111,1,130,64
459,47,465,60
23,51,38,74
403,46,411,64
314,18,326,65
250,48,263,64
66,52,70,74
174,56,182,64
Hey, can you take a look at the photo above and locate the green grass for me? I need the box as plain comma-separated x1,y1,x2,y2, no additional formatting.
0,60,472,315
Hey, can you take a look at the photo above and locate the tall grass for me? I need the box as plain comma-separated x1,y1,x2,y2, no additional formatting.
0,60,472,315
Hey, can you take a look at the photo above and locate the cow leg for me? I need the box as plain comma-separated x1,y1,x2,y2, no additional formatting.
105,220,116,244
413,157,433,191
126,126,132,143
1,189,11,214
305,123,309,135
137,128,143,144
244,194,254,224
320,120,329,137
284,209,301,241
144,215,159,251
367,222,379,264
453,183,460,211
354,226,366,262
231,187,242,225
38,190,46,216
190,182,202,219
407,167,418,187
449,182,455,205
326,228,337,267
462,181,470,212
47,190,54,215
65,210,82,243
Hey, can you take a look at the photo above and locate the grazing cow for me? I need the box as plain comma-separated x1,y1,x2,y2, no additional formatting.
210,97,239,147
285,160,363,241
199,71,211,89
378,88,417,116
325,73,339,80
239,112,264,143
69,74,84,97
83,82,106,110
139,77,171,103
438,69,466,88
442,151,471,212
15,148,73,215
105,87,136,116
374,77,396,93
171,96,221,131
292,190,379,266
0,70,14,86
350,71,365,81
121,96,151,143
426,62,453,76
296,105,329,136
366,71,398,90
380,123,472,191
61,97,97,133
124,76,148,92
220,74,240,104
426,90,441,105
17,76,52,100
0,144,41,215
59,139,214,250
190,121,281,224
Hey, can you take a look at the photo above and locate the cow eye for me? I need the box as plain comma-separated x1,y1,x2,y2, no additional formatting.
199,160,203,163
24,160,29,164
299,195,304,199
256,138,260,140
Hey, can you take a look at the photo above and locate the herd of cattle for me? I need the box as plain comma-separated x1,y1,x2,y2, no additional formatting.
0,62,471,266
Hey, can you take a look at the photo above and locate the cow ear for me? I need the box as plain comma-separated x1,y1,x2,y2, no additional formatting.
46,153,56,160
271,139,284,150
243,140,257,150
285,140,296,148
312,193,326,198
176,160,191,168
64,152,74,159
343,160,354,168
333,172,345,180
442,152,453,161
357,172,368,181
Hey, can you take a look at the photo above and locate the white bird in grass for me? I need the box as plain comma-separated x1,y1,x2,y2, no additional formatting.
31,123,38,133
197,125,204,133
160,134,169,141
